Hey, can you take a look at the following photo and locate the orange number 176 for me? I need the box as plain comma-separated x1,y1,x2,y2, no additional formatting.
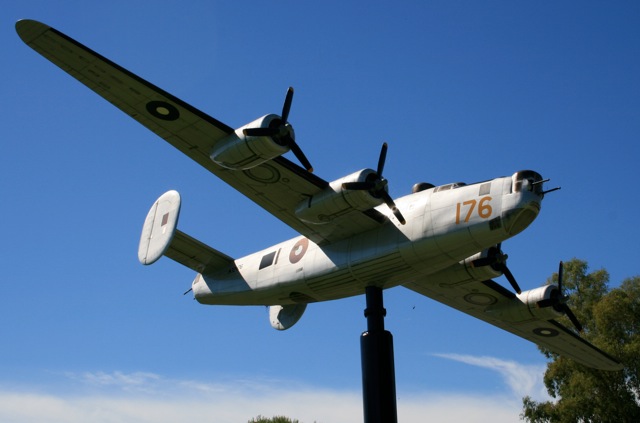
455,196,492,224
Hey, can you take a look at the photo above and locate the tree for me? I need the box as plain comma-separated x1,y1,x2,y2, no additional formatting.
521,259,640,422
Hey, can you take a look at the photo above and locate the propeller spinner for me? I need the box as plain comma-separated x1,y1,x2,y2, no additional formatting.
243,87,313,172
342,143,406,225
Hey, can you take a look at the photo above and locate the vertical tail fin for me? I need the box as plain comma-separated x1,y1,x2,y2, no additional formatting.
138,190,181,265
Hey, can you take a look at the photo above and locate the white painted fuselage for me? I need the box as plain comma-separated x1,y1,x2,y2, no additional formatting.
193,171,543,306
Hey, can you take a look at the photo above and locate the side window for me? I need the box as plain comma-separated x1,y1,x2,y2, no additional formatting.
259,251,278,270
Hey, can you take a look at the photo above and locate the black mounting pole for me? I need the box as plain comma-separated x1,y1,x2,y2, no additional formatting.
361,286,398,423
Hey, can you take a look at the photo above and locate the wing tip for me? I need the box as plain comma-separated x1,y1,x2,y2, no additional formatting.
16,19,51,44
548,319,624,371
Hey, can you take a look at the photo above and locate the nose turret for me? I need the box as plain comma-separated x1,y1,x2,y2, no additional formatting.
511,170,546,196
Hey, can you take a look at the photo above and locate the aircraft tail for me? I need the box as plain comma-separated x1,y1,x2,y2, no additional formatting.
138,190,234,274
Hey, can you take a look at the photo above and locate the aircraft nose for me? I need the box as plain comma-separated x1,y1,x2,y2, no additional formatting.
502,198,541,236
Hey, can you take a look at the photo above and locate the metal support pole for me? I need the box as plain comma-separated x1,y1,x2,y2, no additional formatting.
361,286,398,423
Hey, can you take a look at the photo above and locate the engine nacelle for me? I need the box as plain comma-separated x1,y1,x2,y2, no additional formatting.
210,114,291,170
487,284,564,322
461,248,504,281
269,304,307,330
413,247,504,286
295,169,385,224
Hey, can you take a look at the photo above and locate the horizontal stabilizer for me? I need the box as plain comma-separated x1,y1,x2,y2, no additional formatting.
139,191,233,274
166,230,234,275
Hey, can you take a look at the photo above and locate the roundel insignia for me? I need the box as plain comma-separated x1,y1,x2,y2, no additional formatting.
146,101,180,121
533,327,560,337
463,293,497,306
289,238,309,264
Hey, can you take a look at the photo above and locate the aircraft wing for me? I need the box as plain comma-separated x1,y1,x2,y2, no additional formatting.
16,19,385,245
404,277,623,371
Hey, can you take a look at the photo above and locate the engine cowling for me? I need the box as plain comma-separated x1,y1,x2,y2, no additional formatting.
487,284,564,322
461,248,504,281
210,114,291,170
295,169,385,224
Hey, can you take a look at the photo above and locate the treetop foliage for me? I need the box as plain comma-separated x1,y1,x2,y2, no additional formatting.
521,259,640,422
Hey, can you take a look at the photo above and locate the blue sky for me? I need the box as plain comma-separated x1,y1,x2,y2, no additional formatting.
2,1,639,422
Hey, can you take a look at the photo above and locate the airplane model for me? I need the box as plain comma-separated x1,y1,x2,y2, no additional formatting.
17,19,621,371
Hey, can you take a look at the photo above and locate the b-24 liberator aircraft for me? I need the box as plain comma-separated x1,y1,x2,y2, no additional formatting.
17,19,621,371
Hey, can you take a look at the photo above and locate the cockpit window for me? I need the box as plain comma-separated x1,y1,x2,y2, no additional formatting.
434,182,466,193
513,170,544,195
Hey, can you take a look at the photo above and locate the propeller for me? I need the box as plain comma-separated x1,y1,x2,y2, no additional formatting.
472,244,522,294
242,87,313,172
341,143,406,225
497,261,521,295
537,261,583,332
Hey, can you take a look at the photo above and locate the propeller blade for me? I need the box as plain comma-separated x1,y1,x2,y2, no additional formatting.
281,87,294,123
392,208,406,225
501,265,522,294
471,245,501,268
558,261,564,293
343,181,376,191
243,127,277,137
377,142,388,176
557,260,583,332
471,257,493,267
563,305,583,332
381,191,406,224
536,298,554,308
380,190,396,209
289,140,313,172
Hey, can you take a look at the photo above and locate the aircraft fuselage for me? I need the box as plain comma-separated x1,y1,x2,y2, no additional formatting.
193,170,544,305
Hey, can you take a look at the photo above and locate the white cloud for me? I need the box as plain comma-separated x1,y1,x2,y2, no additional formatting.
67,371,162,393
433,353,551,401
0,365,539,423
